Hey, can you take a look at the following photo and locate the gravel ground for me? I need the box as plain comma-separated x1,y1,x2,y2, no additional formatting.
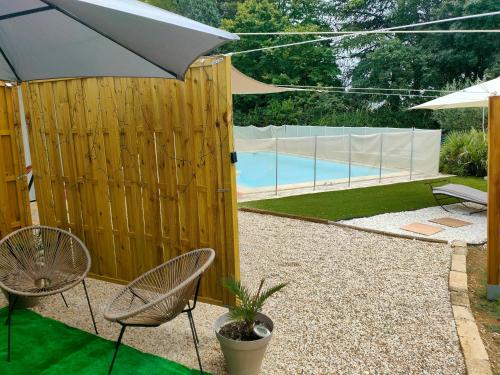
0,212,465,374
339,203,486,245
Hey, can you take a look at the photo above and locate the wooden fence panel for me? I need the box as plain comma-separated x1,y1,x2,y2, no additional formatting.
22,56,239,306
0,84,31,237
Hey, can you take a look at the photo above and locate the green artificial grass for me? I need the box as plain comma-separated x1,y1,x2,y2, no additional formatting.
0,308,205,375
240,176,487,222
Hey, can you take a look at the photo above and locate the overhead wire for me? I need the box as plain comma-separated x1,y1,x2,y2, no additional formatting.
277,85,455,93
225,11,500,56
236,29,500,36
287,88,439,98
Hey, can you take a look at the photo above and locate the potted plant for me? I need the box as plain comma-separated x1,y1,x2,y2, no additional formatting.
214,277,287,375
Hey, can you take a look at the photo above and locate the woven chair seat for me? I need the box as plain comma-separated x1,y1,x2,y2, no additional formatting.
104,249,215,326
0,226,90,297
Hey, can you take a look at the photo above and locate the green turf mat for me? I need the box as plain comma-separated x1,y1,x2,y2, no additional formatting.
0,307,206,374
240,176,487,222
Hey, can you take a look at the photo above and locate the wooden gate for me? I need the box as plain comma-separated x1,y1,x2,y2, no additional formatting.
20,56,239,305
0,83,31,237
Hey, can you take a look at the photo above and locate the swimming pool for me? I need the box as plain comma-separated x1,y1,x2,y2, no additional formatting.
237,151,388,189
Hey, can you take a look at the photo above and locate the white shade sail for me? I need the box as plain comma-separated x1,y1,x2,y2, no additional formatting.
231,66,296,95
412,76,500,110
0,0,238,82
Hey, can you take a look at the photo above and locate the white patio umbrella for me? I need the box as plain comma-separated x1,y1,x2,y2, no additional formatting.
0,0,239,82
411,76,500,110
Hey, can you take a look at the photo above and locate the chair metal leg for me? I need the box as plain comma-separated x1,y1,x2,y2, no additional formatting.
190,313,200,345
187,310,203,374
82,279,98,335
108,325,126,375
6,294,17,362
60,292,69,308
186,302,200,345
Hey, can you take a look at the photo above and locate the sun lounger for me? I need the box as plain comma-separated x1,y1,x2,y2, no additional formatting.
430,182,487,213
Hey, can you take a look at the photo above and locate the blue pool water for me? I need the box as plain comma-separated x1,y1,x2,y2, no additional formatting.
237,152,387,188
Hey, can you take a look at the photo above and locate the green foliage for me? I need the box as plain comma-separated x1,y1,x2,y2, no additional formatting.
440,129,488,177
143,0,176,11
143,0,221,26
222,0,342,126
145,0,500,129
175,0,220,26
325,0,499,128
431,79,486,133
223,277,287,334
234,92,348,126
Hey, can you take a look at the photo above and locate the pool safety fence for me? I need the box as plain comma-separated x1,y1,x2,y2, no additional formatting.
235,125,441,194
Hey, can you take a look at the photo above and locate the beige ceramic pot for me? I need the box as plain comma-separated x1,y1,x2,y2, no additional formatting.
214,312,274,375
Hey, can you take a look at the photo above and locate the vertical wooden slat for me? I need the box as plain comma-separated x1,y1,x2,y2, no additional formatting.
216,56,240,305
82,78,116,278
137,78,162,270
203,63,224,302
487,96,500,296
0,87,13,234
155,79,182,262
38,82,68,228
98,78,132,280
25,83,56,226
123,78,146,278
53,81,83,235
66,79,100,273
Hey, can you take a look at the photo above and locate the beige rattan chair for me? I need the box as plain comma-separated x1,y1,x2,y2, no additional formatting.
104,248,215,375
0,225,98,361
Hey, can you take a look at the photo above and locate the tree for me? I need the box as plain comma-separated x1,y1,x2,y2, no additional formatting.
221,0,343,126
142,0,221,26
329,0,500,128
175,0,220,26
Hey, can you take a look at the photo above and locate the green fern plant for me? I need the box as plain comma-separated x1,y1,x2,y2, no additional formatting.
223,277,287,336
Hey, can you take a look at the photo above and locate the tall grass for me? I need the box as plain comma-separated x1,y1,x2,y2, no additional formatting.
440,129,487,177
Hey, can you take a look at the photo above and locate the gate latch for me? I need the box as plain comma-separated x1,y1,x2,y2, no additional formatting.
230,152,238,164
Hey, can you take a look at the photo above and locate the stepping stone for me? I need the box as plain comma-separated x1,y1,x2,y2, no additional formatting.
429,217,473,228
401,222,444,236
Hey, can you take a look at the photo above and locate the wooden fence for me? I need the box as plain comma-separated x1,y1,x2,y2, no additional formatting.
0,83,31,237
20,56,239,305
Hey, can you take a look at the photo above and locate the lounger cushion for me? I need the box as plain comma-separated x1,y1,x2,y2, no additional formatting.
432,183,487,206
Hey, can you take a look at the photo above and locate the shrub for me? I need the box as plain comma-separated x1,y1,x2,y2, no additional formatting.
440,129,487,177
221,277,287,340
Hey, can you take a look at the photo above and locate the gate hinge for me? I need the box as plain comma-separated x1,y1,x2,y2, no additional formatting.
217,188,230,193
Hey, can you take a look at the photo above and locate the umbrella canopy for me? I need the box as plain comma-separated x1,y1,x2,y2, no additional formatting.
411,76,500,110
0,0,238,82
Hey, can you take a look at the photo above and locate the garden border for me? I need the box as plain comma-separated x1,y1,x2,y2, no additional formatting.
238,207,448,244
449,241,492,375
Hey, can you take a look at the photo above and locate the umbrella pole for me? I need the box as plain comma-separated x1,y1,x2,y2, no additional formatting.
16,85,32,168
482,107,486,139
16,85,34,201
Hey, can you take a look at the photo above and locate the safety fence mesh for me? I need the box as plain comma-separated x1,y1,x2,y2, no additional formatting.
234,125,441,194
